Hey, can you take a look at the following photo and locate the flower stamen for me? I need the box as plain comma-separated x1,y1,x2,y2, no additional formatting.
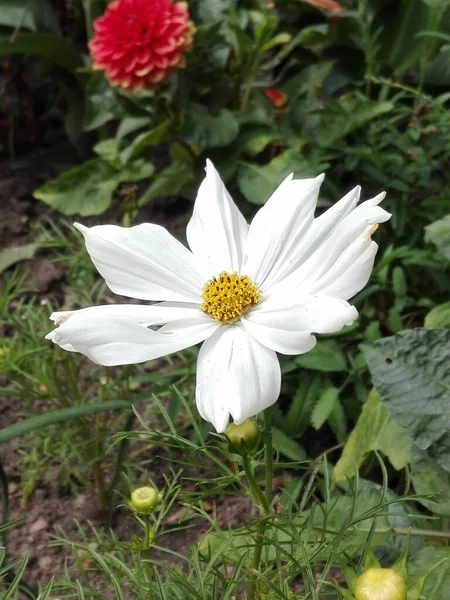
201,272,260,323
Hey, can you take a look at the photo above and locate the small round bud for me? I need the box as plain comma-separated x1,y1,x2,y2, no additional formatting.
355,568,407,600
130,486,158,514
225,419,259,454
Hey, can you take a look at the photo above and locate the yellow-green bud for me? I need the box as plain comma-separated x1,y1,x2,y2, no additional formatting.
225,419,259,454
130,486,158,513
354,568,407,600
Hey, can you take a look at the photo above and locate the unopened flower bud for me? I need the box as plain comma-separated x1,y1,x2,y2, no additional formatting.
130,486,158,513
225,419,259,454
354,568,407,600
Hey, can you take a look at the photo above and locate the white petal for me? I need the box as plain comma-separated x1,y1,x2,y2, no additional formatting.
186,160,248,277
46,304,218,366
288,192,389,288
269,191,389,300
241,173,324,291
49,302,202,327
311,238,379,300
243,294,358,354
242,318,317,355
195,324,281,432
74,222,205,303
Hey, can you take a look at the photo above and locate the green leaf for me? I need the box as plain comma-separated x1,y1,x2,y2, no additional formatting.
0,32,81,71
408,547,450,600
94,138,121,163
374,0,433,72
237,150,320,204
425,49,450,87
197,0,237,23
240,126,279,156
138,161,195,206
0,400,134,445
0,0,60,33
34,158,117,216
180,104,239,149
425,214,450,260
296,340,347,372
334,390,411,482
361,328,450,472
410,446,450,516
0,244,37,274
34,158,154,216
284,375,323,437
315,97,394,147
83,76,129,131
272,427,306,462
425,302,450,328
120,119,173,164
311,386,339,430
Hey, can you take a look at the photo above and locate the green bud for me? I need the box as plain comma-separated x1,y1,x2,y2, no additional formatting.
354,568,407,600
225,419,259,454
130,486,159,514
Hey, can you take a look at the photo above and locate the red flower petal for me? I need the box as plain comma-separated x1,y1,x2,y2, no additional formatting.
89,0,194,91
264,88,288,108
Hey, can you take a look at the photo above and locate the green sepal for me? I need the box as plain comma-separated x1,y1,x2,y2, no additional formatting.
364,549,382,570
344,566,359,594
392,535,410,579
330,583,355,600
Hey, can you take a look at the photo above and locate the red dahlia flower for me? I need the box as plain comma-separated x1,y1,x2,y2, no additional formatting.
89,0,194,90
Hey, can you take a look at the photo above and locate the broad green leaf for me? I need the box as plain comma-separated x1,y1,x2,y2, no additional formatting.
180,103,239,148
34,159,154,216
34,158,118,216
237,150,320,204
311,386,339,430
0,32,81,71
272,427,306,461
296,339,347,372
425,214,450,260
0,244,37,274
197,0,237,23
334,390,411,482
297,480,414,558
138,161,195,206
361,328,450,472
240,126,279,156
408,547,450,599
425,302,450,328
0,0,60,33
410,446,450,516
83,76,129,131
0,0,36,30
120,119,173,163
94,138,121,163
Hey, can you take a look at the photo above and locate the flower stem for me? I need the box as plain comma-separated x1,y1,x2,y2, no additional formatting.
246,408,274,600
264,408,273,505
241,454,271,516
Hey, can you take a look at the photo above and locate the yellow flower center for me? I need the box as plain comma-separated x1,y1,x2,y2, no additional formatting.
201,271,260,323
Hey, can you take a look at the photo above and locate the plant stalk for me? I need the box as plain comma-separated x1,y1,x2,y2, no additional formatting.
246,408,274,600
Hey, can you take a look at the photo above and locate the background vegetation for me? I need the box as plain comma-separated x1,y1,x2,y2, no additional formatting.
0,0,449,597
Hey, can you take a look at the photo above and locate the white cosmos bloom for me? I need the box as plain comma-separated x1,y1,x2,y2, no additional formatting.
46,160,390,432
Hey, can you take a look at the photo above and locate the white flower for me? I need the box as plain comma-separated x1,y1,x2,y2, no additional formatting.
46,160,390,432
